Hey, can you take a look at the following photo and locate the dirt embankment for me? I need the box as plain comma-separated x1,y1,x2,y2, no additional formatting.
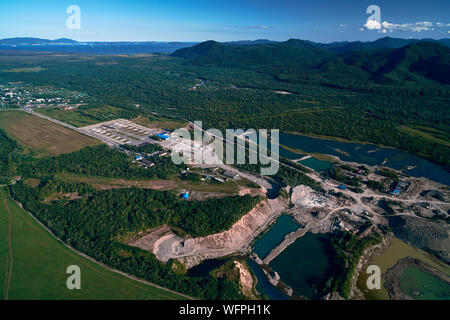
152,197,289,268
234,261,257,299
125,225,172,250
349,234,393,300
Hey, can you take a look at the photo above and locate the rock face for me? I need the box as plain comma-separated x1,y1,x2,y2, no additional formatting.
152,197,288,268
234,261,256,299
183,198,286,251
388,216,450,262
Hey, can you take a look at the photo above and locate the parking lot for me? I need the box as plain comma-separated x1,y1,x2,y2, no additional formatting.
80,119,165,146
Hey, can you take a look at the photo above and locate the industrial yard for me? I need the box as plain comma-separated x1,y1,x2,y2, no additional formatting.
79,119,167,146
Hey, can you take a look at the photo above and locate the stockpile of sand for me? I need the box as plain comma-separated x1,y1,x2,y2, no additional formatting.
291,185,328,208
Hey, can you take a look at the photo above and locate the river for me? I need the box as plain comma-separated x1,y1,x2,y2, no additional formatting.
279,132,450,185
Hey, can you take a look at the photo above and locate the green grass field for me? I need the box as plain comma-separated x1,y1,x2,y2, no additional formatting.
36,105,131,127
399,125,450,147
0,188,187,300
2,67,47,73
132,115,187,130
0,111,98,156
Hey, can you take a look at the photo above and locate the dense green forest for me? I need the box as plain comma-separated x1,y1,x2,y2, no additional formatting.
0,128,18,182
0,129,262,299
19,144,180,179
9,178,261,299
121,142,163,154
326,232,382,299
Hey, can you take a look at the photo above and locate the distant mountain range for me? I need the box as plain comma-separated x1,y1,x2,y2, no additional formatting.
0,38,198,54
0,37,80,45
2,36,448,50
171,39,335,67
314,37,450,53
1,37,449,84
171,37,450,85
320,41,450,85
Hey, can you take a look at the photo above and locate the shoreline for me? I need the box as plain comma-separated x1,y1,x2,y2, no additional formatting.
282,130,449,173
384,257,450,300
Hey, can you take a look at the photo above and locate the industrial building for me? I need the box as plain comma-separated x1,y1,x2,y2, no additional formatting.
223,170,239,179
391,181,407,196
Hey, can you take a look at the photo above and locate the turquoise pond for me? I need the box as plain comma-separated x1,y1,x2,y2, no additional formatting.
298,157,333,171
269,233,333,299
400,267,450,300
253,215,300,260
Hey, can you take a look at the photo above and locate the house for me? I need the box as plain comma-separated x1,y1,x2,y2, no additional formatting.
391,181,406,196
181,192,190,200
338,185,347,190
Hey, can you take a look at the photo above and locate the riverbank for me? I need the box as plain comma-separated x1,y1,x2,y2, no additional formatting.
280,131,450,185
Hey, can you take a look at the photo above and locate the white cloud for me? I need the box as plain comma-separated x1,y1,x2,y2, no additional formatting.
247,25,270,30
364,19,381,30
365,21,437,33
221,25,272,30
415,21,433,27
363,19,450,33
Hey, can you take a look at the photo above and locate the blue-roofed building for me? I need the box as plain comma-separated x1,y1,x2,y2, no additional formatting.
156,133,170,140
392,187,401,196
135,155,143,161
338,185,347,190
181,192,189,199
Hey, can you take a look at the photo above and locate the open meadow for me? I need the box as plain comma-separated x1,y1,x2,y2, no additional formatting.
0,188,187,300
0,110,98,156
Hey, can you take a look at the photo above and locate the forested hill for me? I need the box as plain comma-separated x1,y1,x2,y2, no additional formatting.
173,39,450,85
315,36,450,53
171,39,334,67
319,42,450,84
0,37,79,45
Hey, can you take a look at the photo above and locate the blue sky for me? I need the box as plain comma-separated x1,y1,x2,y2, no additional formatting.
0,0,449,42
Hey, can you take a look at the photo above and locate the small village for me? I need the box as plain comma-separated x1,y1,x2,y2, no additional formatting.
0,82,87,110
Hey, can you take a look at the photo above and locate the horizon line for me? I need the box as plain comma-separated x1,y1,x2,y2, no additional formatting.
1,35,449,45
